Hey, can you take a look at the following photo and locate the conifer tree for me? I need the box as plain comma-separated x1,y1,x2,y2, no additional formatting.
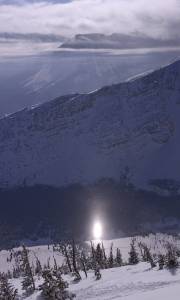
80,252,87,278
64,245,72,273
158,254,165,270
115,248,123,267
108,244,114,268
35,257,42,276
95,243,104,269
146,249,156,268
47,258,51,270
12,251,21,279
128,239,139,265
102,243,107,261
6,271,12,280
40,268,76,299
72,240,81,282
21,245,35,295
141,244,156,268
166,244,178,269
138,242,144,260
0,275,18,300
53,257,58,272
101,243,107,268
90,242,96,270
91,241,95,260
12,268,19,279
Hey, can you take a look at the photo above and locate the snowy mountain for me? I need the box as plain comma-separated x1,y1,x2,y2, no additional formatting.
60,33,180,49
1,60,180,190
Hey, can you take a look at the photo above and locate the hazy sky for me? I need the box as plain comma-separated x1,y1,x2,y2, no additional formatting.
0,0,180,39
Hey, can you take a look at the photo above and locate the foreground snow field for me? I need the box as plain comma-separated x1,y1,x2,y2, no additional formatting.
1,234,180,299
9,263,180,300
69,263,180,300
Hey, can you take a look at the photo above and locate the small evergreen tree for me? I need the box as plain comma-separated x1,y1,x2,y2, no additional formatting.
90,242,96,270
138,242,144,260
158,254,165,270
95,243,104,269
141,244,156,268
80,252,87,278
139,243,149,262
72,240,81,282
53,257,58,272
0,275,18,300
7,271,12,280
40,268,76,299
64,245,72,273
147,252,156,268
108,244,114,268
115,248,123,267
12,251,21,279
21,245,35,295
35,257,42,276
128,239,139,265
47,258,51,270
166,245,178,269
101,243,107,268
12,268,20,279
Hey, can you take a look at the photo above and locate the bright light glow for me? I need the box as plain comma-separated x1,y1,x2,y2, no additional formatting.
93,221,103,240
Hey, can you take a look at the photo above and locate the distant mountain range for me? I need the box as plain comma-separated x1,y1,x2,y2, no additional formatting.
60,33,180,50
0,60,180,194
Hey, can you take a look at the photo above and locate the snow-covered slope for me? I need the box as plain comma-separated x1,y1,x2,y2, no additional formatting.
0,234,179,274
0,50,179,117
68,263,180,300
1,235,180,300
0,245,65,274
7,263,180,300
1,60,180,188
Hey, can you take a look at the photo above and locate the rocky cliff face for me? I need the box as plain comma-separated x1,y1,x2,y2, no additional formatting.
1,60,180,189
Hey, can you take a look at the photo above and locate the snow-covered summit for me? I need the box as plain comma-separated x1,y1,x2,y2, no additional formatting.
1,60,180,188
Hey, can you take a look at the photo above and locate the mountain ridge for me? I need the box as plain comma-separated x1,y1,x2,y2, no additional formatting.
1,59,180,190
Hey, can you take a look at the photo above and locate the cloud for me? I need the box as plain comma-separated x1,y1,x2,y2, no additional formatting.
0,0,180,40
0,32,65,43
